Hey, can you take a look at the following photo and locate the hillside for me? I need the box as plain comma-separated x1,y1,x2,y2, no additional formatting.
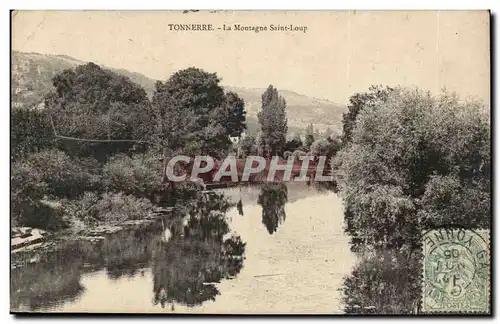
224,86,345,135
12,51,156,109
11,51,345,134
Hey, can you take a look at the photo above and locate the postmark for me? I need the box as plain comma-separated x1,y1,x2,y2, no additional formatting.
422,228,490,314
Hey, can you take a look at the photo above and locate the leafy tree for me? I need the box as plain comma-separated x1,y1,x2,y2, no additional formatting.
336,87,490,252
50,63,148,109
258,85,287,157
11,160,55,229
341,85,394,147
152,68,245,157
224,91,247,138
304,123,315,149
309,136,342,190
45,63,153,160
310,136,341,158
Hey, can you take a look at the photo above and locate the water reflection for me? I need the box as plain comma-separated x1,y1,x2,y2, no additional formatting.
257,183,288,235
11,192,245,311
341,249,421,314
153,192,245,308
10,249,85,311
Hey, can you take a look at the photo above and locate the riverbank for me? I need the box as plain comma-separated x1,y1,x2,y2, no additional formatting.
11,206,176,271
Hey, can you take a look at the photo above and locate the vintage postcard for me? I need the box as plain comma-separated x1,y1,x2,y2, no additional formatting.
10,10,491,315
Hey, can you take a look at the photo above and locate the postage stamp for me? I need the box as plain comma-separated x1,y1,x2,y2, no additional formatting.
422,228,490,314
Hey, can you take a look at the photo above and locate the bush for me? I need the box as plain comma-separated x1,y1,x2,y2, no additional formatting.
63,192,158,226
102,153,164,201
310,136,341,158
336,88,490,251
10,149,98,230
94,192,158,223
23,149,101,199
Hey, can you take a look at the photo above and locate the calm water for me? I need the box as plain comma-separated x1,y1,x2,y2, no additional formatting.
11,183,355,314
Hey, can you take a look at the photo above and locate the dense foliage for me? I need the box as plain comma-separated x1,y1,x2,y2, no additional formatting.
337,88,490,252
11,108,55,160
45,63,153,160
340,85,394,147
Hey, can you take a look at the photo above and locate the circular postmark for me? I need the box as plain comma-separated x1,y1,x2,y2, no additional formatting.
422,228,489,313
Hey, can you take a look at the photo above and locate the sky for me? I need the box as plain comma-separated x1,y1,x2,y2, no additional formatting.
12,10,490,105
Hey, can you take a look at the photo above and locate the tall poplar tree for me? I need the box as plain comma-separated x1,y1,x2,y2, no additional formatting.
257,85,287,157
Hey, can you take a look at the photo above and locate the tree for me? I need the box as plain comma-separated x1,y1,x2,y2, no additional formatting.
257,85,287,157
310,136,341,158
341,85,394,147
224,91,247,138
304,123,315,149
51,63,148,109
152,68,245,157
19,149,100,199
336,87,490,252
45,63,153,160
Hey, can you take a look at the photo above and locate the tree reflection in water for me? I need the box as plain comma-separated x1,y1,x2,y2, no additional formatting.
257,183,288,234
152,192,246,308
10,249,85,311
10,223,163,311
341,249,421,314
11,192,246,311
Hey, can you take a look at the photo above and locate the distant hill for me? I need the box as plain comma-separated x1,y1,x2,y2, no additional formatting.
12,51,156,109
11,51,345,135
224,86,345,135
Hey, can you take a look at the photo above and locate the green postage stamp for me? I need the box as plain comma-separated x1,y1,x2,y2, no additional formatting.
422,228,490,314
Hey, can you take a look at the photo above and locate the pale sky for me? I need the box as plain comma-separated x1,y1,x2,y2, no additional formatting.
12,10,490,105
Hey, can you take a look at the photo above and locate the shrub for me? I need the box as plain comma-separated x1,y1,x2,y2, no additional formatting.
102,153,164,200
63,192,158,226
23,149,101,199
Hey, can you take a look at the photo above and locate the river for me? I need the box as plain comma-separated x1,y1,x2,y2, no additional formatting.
11,183,356,314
